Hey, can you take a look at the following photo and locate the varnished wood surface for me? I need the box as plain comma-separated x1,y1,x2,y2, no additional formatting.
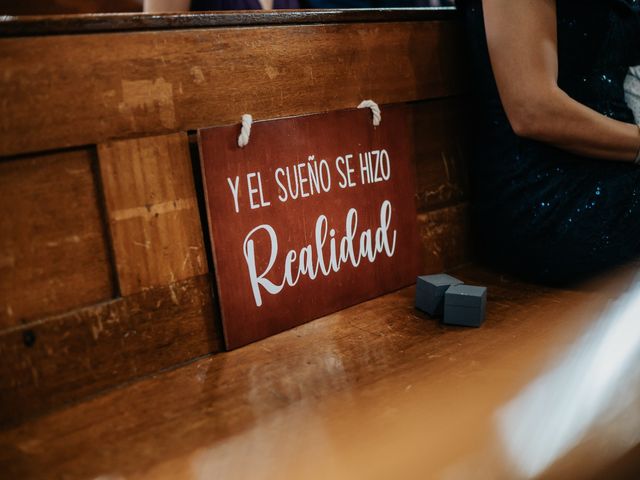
0,21,466,157
0,12,477,449
0,274,221,425
2,264,638,479
0,9,457,37
418,203,470,273
0,98,469,419
0,149,114,328
98,132,207,295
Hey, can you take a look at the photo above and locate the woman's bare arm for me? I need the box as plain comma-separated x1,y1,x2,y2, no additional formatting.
482,0,640,162
143,0,190,12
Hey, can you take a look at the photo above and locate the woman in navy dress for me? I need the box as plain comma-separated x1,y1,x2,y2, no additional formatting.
458,0,640,284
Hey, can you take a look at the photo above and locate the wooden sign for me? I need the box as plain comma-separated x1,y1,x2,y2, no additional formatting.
199,105,419,349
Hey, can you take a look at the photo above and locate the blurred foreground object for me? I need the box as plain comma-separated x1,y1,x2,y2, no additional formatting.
0,0,142,14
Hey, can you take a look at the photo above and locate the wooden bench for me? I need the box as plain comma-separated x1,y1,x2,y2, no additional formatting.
0,8,469,423
2,9,638,479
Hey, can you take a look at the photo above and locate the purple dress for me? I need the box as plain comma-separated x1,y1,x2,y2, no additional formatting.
191,0,300,9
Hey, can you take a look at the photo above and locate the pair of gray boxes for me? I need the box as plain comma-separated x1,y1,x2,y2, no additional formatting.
415,274,487,327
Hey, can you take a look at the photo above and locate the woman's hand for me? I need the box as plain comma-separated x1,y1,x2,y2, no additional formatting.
482,0,640,162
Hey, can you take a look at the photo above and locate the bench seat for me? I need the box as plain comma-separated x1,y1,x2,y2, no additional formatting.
2,264,638,479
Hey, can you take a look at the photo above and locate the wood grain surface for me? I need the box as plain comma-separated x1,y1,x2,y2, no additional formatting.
0,21,466,156
413,97,470,211
0,274,221,425
1,265,636,479
0,98,470,416
418,203,470,274
98,132,207,296
0,13,474,428
0,149,114,329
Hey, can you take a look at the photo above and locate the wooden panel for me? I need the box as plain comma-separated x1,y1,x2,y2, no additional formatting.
0,274,221,425
417,203,470,274
98,132,207,295
412,97,470,211
0,266,624,480
0,149,114,329
0,21,466,156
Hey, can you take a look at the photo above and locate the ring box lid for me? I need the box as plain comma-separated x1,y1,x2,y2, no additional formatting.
419,273,463,288
445,285,487,308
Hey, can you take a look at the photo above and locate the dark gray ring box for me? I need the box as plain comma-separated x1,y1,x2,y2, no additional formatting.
443,284,487,327
415,274,463,317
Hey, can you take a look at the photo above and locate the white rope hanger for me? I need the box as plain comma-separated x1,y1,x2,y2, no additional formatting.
237,100,381,148
237,114,253,148
358,99,381,126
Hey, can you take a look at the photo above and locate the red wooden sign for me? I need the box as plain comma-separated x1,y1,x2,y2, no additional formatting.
199,105,419,349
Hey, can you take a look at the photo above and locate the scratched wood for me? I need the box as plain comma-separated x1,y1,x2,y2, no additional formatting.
0,21,466,156
0,149,114,329
98,132,207,296
418,203,470,274
199,106,420,348
0,13,474,422
0,274,220,425
0,101,470,417
0,156,470,422
412,97,470,211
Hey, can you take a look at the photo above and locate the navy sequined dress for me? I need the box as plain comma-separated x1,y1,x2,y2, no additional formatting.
458,0,640,284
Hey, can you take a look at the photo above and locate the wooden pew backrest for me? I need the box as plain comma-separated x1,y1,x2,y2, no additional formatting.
0,8,470,423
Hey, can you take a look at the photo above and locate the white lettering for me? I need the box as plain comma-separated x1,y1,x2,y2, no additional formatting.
227,176,241,213
247,173,260,210
242,201,397,307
